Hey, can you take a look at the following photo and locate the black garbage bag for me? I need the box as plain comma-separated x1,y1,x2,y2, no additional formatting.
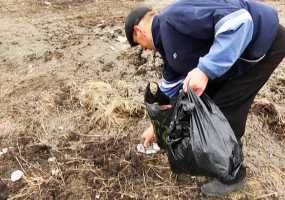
144,82,172,149
144,82,243,183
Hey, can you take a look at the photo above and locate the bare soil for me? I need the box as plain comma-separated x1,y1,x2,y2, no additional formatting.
0,0,285,199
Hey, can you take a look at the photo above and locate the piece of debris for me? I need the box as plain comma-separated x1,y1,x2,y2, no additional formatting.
0,148,8,156
51,169,60,177
2,148,8,154
116,36,127,43
48,157,56,162
136,143,160,155
11,170,24,182
44,1,51,6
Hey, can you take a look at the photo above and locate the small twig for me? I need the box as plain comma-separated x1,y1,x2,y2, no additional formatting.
61,157,94,164
152,169,165,181
14,143,28,175
16,154,45,175
255,192,278,200
14,156,27,174
149,185,199,189
269,164,285,176
8,191,31,200
146,164,170,170
40,119,49,136
117,163,130,174
118,192,137,199
272,153,285,160
142,172,147,188
77,133,102,137
55,160,66,186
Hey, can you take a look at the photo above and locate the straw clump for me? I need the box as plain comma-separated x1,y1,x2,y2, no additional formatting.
79,80,145,128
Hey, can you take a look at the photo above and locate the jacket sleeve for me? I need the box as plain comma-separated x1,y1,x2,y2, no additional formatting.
197,9,254,79
159,77,184,97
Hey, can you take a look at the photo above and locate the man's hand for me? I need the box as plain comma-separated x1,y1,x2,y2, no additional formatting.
142,125,155,147
183,68,209,96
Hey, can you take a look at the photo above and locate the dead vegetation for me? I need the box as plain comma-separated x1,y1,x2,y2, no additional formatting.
252,99,285,140
0,0,285,200
79,80,145,128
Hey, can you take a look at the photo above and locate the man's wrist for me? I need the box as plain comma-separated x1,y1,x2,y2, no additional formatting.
197,64,215,80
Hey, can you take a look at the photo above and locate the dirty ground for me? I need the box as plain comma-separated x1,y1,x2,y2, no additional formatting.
0,0,285,199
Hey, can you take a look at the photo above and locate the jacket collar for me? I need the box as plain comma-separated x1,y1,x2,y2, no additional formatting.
151,15,164,54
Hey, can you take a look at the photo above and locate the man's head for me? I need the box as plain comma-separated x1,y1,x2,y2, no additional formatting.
125,6,156,50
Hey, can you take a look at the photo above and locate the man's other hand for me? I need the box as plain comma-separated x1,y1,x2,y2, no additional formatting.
183,68,209,96
142,125,155,147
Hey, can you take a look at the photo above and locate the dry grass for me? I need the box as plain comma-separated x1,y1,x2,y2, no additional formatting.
252,99,285,140
79,80,145,128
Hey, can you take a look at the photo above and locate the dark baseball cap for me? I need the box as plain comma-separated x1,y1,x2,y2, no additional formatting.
125,6,152,47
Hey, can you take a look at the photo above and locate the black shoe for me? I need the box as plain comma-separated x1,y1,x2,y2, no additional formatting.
201,177,246,197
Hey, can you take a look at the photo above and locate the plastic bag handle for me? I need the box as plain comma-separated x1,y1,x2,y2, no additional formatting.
172,90,185,120
187,88,213,114
200,95,213,114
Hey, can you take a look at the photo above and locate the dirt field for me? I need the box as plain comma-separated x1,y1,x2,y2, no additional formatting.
0,0,285,199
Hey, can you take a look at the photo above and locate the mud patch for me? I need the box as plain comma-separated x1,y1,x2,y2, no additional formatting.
252,99,285,141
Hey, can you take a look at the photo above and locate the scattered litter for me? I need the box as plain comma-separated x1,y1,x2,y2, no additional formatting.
0,148,9,156
116,36,127,43
97,23,106,29
51,169,60,176
136,143,160,155
2,148,8,154
11,170,24,182
48,157,56,162
44,1,51,6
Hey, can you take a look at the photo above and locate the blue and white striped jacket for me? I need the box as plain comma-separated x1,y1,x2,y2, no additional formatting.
151,0,279,97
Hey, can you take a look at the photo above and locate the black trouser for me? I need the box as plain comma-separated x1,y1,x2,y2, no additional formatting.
205,25,285,183
206,25,285,140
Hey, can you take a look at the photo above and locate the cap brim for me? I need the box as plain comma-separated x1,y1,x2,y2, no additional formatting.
125,6,152,47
